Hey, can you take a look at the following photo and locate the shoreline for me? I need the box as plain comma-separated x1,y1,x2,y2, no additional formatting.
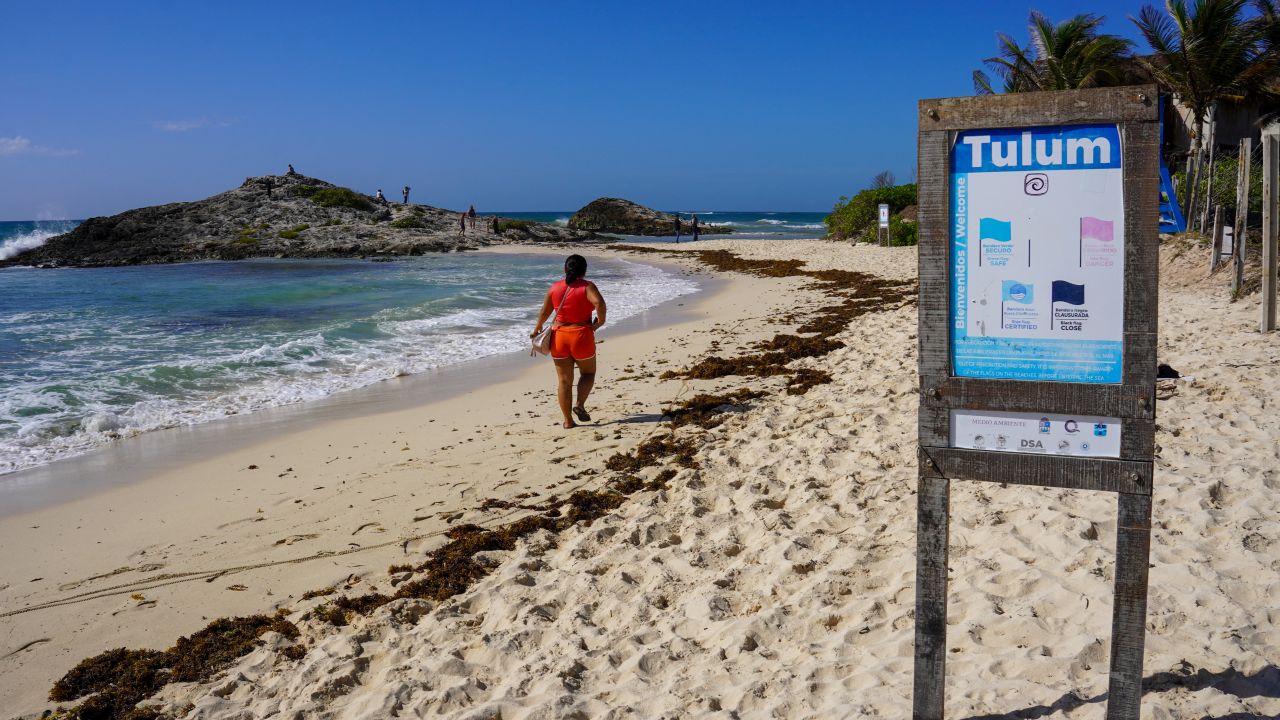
0,250,714,517
0,242,798,717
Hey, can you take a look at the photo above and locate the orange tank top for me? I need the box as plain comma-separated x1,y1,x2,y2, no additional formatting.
551,279,593,324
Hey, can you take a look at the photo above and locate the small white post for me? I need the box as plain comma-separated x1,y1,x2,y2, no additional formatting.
1211,205,1224,274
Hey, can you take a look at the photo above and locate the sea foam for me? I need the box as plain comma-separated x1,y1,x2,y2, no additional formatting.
0,256,699,475
0,221,77,260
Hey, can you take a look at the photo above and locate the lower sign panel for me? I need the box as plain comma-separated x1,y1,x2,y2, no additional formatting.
950,409,1122,458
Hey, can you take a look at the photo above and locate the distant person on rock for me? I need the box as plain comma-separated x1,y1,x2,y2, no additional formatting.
287,164,296,175
402,186,411,204
531,254,607,429
674,214,682,243
376,189,387,206
263,178,274,200
692,213,700,241
467,205,477,229
459,213,467,234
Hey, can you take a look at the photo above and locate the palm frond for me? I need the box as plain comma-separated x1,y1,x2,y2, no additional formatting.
975,11,1135,94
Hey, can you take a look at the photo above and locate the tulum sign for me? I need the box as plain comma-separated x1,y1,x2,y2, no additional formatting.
914,86,1159,720
952,124,1125,384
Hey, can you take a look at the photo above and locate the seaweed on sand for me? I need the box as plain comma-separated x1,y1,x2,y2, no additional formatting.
604,433,700,472
663,390,765,429
611,245,914,395
319,489,631,625
316,248,907,630
672,335,844,381
784,368,833,395
47,247,911,718
50,615,298,720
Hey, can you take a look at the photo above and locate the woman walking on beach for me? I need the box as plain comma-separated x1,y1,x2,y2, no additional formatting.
531,255,607,429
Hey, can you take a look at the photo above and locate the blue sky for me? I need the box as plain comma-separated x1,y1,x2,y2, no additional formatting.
2,0,1159,219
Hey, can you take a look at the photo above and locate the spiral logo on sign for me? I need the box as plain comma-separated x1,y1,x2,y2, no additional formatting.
1024,173,1048,196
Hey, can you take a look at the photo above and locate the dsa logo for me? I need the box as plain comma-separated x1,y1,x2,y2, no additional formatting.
1024,173,1048,195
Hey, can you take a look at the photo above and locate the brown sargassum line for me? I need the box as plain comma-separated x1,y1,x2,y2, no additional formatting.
47,246,915,720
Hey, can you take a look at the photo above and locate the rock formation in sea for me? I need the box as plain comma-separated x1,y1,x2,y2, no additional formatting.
2,173,609,268
567,197,731,236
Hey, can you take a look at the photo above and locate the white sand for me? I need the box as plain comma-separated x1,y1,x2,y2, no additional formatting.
7,240,1280,719
0,244,826,717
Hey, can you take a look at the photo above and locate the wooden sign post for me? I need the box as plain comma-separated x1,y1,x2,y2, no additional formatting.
914,86,1159,719
1261,123,1278,333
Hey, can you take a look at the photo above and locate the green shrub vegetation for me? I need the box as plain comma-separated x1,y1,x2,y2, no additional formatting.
236,224,266,243
309,187,374,211
1175,156,1264,219
291,184,321,198
323,218,343,226
886,214,917,246
389,216,427,229
824,183,917,245
277,224,310,239
495,219,535,232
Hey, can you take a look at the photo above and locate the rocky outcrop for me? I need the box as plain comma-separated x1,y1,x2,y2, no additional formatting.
3,174,608,268
567,198,731,237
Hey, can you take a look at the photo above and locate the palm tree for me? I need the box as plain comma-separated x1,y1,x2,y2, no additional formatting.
974,12,1135,95
1246,0,1280,92
1132,0,1276,164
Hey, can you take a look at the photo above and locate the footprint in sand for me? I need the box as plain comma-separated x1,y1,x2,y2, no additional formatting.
216,515,266,530
111,598,158,616
1,638,51,659
58,563,164,592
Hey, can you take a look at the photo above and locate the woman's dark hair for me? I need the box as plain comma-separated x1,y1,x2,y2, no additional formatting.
564,254,587,283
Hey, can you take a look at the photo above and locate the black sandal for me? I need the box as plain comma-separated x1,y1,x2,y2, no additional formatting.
573,406,591,422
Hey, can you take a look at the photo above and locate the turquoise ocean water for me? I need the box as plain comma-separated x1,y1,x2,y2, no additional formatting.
0,213,823,475
502,211,827,240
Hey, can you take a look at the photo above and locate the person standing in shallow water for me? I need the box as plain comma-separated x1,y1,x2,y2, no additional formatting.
674,213,682,243
531,255,607,429
692,213,700,241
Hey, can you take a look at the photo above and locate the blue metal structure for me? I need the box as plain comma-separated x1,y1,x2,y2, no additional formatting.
1158,96,1187,233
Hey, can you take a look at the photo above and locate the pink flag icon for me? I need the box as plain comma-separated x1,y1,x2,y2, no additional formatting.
1081,216,1114,242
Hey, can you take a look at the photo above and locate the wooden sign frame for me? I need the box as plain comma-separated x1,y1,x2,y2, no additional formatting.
914,85,1159,720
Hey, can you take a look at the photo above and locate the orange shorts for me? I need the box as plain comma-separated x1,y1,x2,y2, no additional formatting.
550,325,595,361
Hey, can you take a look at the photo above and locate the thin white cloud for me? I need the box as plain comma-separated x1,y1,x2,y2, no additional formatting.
153,118,232,132
0,136,79,157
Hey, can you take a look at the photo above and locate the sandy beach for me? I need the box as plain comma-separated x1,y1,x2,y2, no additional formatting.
0,243,834,717
4,239,1279,719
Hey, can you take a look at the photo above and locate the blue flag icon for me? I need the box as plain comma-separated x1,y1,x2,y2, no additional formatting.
1051,280,1085,305
979,218,1012,242
1001,280,1034,304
